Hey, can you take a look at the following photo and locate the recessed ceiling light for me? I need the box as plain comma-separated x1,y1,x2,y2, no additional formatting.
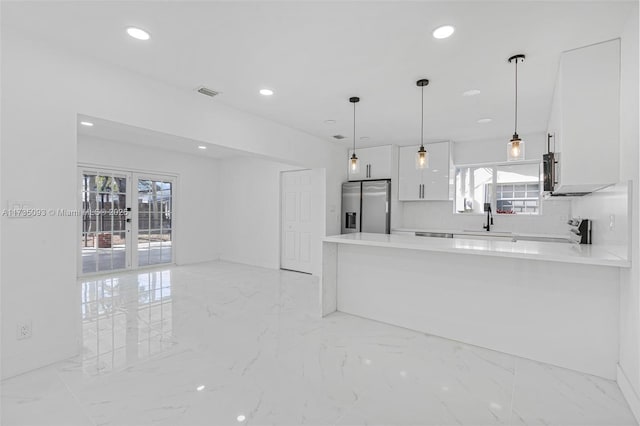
259,89,274,96
432,25,455,39
80,121,94,127
463,89,481,96
324,120,336,124
236,414,246,422
126,27,151,41
196,385,205,391
198,145,207,150
477,118,493,124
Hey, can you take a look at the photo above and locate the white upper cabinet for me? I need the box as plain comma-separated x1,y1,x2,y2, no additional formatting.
398,141,450,201
548,38,620,193
348,145,393,181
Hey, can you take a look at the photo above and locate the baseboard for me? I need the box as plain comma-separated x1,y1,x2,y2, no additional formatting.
218,256,277,271
617,364,640,424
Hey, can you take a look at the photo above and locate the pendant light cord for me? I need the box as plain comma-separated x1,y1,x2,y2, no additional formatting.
353,101,356,153
421,85,425,148
514,59,518,134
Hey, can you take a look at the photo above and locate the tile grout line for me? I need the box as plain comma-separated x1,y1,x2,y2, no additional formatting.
55,369,99,426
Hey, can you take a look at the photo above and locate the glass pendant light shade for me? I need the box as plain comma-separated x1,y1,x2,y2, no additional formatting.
349,153,360,173
507,54,525,162
416,145,429,169
507,133,525,161
416,79,430,170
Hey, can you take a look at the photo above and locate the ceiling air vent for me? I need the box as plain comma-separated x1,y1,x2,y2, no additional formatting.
196,86,220,98
333,135,347,140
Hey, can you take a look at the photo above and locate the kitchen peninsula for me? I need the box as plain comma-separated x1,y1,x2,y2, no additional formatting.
322,232,629,380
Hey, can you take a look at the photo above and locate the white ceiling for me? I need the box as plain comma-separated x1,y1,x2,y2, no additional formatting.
4,1,635,149
77,115,252,160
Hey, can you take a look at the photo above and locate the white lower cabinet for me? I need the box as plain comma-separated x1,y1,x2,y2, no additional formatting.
398,141,450,201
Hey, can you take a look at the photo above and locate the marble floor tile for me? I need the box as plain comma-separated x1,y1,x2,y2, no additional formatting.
1,261,637,426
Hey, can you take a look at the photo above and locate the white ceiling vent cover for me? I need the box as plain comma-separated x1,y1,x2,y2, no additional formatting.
196,86,221,97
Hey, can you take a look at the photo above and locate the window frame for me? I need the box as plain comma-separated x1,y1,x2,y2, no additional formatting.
453,159,542,216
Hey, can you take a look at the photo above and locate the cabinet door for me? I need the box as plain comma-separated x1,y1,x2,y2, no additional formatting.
366,145,392,180
422,141,450,200
398,145,423,201
556,38,619,192
348,146,392,180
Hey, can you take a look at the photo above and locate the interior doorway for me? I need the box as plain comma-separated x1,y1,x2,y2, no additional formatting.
280,169,313,274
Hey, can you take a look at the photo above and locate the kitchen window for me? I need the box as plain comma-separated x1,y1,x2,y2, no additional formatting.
454,162,541,215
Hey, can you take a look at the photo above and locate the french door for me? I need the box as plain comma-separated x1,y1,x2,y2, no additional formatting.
79,168,175,275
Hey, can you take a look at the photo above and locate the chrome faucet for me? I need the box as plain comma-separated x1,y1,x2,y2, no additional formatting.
483,203,493,232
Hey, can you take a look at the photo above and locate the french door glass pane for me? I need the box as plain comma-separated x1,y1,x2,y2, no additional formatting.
81,172,128,273
137,179,173,267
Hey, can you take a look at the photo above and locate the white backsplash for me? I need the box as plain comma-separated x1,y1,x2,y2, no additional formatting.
571,181,631,259
401,198,572,236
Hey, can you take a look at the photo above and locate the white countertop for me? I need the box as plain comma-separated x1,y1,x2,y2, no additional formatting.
324,233,630,268
392,227,570,241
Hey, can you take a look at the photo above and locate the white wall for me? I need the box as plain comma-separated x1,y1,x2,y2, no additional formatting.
572,182,630,257
453,132,546,165
616,5,640,420
78,136,221,265
0,31,343,379
566,8,639,420
402,198,571,236
400,132,572,235
218,157,294,270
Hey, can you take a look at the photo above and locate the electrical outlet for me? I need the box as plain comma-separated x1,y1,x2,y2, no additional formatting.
17,321,32,340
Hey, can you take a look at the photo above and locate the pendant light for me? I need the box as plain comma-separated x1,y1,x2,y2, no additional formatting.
416,79,429,169
349,96,360,173
507,54,526,161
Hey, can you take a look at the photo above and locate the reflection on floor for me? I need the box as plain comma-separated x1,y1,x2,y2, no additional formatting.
82,245,172,273
1,261,637,426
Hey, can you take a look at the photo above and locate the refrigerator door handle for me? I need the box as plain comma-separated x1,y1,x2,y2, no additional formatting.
385,201,389,214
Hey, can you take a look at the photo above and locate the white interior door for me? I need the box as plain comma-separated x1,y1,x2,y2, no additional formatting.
281,170,313,274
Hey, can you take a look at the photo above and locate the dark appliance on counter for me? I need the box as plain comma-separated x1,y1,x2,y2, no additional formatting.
341,180,391,234
568,218,592,244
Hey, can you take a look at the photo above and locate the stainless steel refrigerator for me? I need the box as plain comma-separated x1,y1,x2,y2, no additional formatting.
341,180,391,234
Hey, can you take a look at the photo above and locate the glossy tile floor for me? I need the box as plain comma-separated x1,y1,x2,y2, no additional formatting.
2,261,637,426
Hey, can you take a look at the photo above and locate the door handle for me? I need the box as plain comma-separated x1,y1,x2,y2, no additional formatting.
126,218,132,223
418,184,421,199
